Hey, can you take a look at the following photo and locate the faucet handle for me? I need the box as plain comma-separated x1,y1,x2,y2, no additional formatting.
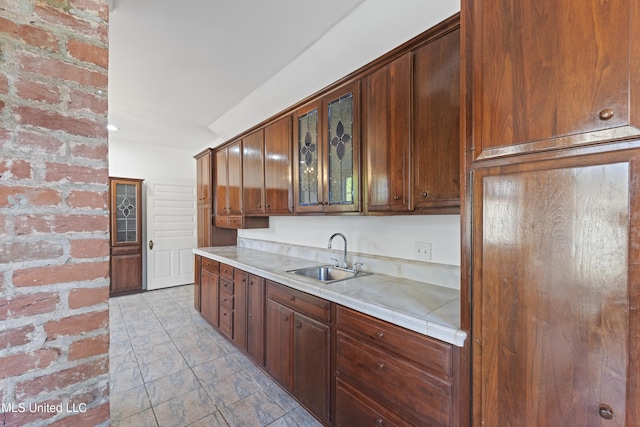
330,258,339,267
354,262,363,272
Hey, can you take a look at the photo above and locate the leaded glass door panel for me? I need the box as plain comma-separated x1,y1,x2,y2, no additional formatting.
294,100,324,213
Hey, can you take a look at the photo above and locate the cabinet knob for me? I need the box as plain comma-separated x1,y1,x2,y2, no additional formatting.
266,204,271,208
421,191,429,198
295,322,302,328
376,331,384,339
283,315,289,321
393,195,400,201
257,204,261,208
289,296,296,301
376,418,384,426
248,313,252,318
599,404,614,420
376,362,385,370
598,108,614,120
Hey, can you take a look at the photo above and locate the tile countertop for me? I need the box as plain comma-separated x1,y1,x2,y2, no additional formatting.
193,246,467,347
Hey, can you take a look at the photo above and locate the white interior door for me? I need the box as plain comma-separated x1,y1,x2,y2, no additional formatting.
146,180,197,290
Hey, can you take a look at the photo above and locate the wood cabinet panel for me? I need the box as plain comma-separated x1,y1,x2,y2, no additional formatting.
465,0,640,160
264,115,293,214
201,269,219,327
234,270,248,350
364,52,411,212
265,298,294,391
337,332,453,426
293,312,331,424
267,280,330,323
413,28,460,210
110,252,142,295
227,141,242,214
194,256,202,311
472,149,639,426
335,379,408,427
215,149,228,216
247,274,265,365
242,129,265,215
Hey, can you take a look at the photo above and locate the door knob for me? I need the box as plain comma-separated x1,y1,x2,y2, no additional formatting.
149,240,153,250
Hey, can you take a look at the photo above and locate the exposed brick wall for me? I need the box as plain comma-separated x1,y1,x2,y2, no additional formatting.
0,0,110,425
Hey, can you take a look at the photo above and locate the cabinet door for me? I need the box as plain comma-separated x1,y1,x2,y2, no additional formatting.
110,253,142,295
413,28,460,210
196,203,211,248
293,100,324,213
264,115,293,214
242,130,265,215
466,0,640,160
472,149,639,426
227,141,243,214
233,270,248,351
265,299,293,391
247,274,265,365
293,312,331,424
364,53,411,212
196,150,211,204
215,149,228,216
200,269,219,327
323,82,360,213
193,256,201,311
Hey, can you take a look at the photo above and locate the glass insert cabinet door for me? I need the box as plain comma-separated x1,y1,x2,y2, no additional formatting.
109,178,143,246
293,82,360,213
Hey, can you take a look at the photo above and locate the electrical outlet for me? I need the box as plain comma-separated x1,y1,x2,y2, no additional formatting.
415,241,432,261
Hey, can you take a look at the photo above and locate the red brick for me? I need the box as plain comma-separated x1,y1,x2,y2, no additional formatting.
68,286,108,309
67,189,107,209
13,261,109,287
33,5,108,44
0,292,60,319
0,348,61,379
3,397,63,427
46,401,110,427
0,325,35,349
16,77,61,104
70,143,108,161
0,185,62,208
10,159,32,179
14,214,108,235
16,130,65,154
70,0,110,21
69,238,109,259
17,50,107,90
15,106,106,138
45,162,108,184
69,334,108,360
68,89,107,115
66,39,108,69
44,309,108,340
15,357,108,400
0,240,64,263
0,73,8,94
0,17,59,51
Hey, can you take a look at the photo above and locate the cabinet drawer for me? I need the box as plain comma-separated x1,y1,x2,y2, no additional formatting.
220,292,234,309
336,305,452,377
228,215,243,228
111,245,141,256
219,306,233,339
220,277,234,295
337,332,452,427
336,378,408,427
220,264,234,281
267,281,330,323
201,257,219,274
215,216,228,228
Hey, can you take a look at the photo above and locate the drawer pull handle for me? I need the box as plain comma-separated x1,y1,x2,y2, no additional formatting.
376,418,383,425
283,315,289,321
598,108,614,120
376,363,385,370
296,322,302,328
393,195,400,200
289,296,296,301
376,331,384,339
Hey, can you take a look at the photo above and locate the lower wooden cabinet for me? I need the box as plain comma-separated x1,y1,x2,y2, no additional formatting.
265,281,331,424
194,257,462,427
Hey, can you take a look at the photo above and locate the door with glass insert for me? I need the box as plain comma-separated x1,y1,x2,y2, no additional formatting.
293,82,360,213
109,177,143,296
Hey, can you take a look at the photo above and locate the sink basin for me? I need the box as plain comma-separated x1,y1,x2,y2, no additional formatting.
287,265,372,283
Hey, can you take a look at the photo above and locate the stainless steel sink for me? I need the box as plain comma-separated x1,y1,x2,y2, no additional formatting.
287,265,372,283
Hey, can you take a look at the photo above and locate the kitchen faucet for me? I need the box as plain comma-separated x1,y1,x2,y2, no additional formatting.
328,232,348,269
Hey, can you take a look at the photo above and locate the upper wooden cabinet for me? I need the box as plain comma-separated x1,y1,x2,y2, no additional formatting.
216,140,242,216
465,0,640,160
242,129,265,216
364,52,412,213
243,116,294,216
264,115,293,215
412,28,460,211
195,149,212,247
293,82,361,213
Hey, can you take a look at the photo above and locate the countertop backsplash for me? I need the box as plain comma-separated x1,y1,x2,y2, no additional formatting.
237,237,461,290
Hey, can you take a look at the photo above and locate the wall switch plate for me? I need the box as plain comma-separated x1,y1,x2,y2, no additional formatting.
415,242,432,261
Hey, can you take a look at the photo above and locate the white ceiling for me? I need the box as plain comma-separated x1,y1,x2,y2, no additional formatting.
107,0,460,153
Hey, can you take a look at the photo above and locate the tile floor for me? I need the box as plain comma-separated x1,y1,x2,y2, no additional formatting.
109,285,322,427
